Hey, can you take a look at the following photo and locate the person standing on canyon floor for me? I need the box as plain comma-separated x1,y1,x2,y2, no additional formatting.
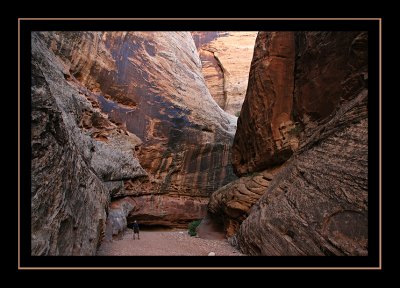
132,220,140,240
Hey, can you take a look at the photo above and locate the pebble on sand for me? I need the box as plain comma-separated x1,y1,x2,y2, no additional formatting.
208,252,216,256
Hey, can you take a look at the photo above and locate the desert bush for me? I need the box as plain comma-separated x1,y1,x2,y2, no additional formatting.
188,219,201,236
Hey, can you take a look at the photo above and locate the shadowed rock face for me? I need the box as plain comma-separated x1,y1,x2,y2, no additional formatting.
293,32,368,129
232,31,367,177
205,167,282,238
192,32,258,115
31,61,108,256
232,89,368,256
31,33,147,255
34,32,237,232
216,31,368,255
111,195,208,228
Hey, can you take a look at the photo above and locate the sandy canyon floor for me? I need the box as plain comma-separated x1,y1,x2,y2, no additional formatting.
97,229,244,256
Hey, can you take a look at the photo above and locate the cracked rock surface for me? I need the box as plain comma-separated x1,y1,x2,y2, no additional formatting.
221,32,368,256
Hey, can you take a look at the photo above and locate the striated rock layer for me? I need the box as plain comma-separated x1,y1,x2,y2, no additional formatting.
232,32,299,176
35,32,237,231
192,32,258,115
205,167,281,238
226,32,368,255
232,31,367,176
233,90,368,256
31,33,147,255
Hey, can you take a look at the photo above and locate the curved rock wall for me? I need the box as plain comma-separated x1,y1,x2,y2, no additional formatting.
232,31,367,177
232,32,298,176
34,31,237,232
218,31,367,255
233,89,368,256
192,32,258,115
206,167,282,237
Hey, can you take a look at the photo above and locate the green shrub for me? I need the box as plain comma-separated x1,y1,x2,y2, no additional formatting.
188,219,201,236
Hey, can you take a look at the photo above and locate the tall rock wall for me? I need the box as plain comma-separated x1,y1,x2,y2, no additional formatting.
216,31,368,255
192,32,258,115
233,89,368,256
34,32,237,231
232,32,298,175
31,33,147,255
232,31,367,176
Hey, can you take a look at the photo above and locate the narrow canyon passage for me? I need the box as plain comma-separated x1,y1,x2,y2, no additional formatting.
31,30,368,257
31,31,255,255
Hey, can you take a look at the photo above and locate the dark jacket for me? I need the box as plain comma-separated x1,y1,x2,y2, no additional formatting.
133,222,139,233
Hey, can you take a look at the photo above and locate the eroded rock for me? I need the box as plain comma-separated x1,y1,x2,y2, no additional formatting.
37,31,238,228
232,32,298,176
31,33,147,255
205,168,281,237
229,31,368,256
192,31,258,115
233,90,368,256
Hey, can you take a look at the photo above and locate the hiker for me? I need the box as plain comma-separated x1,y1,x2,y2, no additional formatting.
133,220,140,240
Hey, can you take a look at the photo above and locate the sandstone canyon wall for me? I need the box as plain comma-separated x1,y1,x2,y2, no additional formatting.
232,32,298,175
192,32,257,115
31,31,238,255
208,31,368,256
31,33,147,255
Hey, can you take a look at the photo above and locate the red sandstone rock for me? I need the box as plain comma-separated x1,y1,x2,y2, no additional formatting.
229,31,368,256
45,31,237,196
192,32,258,115
293,32,368,129
35,32,238,235
232,32,299,176
204,168,280,238
110,195,208,229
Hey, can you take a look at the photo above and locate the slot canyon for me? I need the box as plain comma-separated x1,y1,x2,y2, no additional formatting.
31,31,368,256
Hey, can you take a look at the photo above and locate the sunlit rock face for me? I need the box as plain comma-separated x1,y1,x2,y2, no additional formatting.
232,32,298,176
192,31,258,115
34,31,238,233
